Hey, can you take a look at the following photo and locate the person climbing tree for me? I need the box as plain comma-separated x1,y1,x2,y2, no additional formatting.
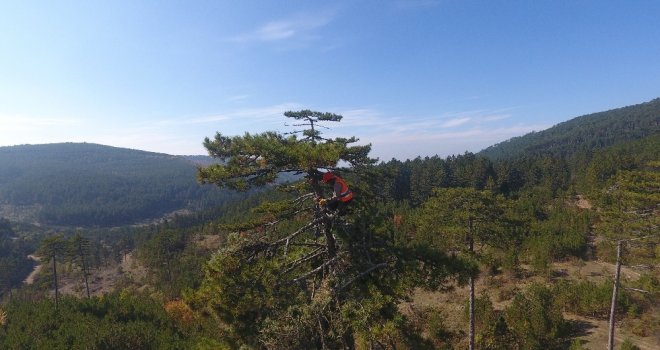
193,110,474,348
317,171,353,215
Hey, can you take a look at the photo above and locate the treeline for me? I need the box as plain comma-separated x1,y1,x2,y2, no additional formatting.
480,97,660,161
92,115,657,347
0,219,35,297
1,104,657,348
0,143,237,226
380,132,658,209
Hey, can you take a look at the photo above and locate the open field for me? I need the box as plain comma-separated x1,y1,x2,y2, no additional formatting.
404,256,659,349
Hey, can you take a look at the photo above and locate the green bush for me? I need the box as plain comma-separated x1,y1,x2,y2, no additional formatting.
554,280,634,319
504,283,567,349
0,293,193,350
568,338,587,350
620,338,640,350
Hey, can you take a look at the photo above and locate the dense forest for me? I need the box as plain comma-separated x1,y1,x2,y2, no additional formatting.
0,219,35,296
479,98,660,161
0,143,240,227
0,101,658,349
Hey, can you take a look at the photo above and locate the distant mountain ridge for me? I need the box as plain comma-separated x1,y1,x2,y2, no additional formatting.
479,98,660,160
181,155,220,166
0,143,231,227
3,98,658,226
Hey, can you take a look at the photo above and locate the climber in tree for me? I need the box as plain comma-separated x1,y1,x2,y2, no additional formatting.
317,171,353,215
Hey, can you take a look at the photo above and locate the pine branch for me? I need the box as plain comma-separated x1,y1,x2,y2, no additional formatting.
333,263,388,293
273,216,325,246
282,247,326,275
288,242,326,248
292,256,339,284
262,206,314,230
293,193,316,205
624,287,650,294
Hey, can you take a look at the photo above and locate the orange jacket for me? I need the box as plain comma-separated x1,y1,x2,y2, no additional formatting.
332,176,353,202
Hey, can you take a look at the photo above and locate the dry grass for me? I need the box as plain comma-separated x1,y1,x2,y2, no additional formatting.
564,313,659,350
34,251,149,298
406,254,659,349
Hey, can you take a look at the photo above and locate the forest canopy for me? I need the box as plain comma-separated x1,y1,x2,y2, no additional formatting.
1,100,658,349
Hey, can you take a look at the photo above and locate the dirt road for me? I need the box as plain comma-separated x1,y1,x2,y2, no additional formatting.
23,254,42,285
565,314,659,350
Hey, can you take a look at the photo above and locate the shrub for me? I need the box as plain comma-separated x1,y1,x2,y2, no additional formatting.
554,280,635,319
620,338,640,350
629,313,656,337
504,283,567,349
497,285,519,302
568,338,587,350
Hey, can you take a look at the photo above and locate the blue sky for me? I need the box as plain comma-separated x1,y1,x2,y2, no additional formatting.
1,1,659,160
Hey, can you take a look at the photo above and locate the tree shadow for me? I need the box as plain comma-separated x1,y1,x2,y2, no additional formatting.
558,318,597,349
569,318,596,338
551,268,569,279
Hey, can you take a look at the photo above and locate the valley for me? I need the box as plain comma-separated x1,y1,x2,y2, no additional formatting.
0,101,658,349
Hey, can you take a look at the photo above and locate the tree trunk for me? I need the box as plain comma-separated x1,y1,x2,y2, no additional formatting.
165,258,173,282
468,218,475,350
317,316,327,350
81,251,90,298
310,174,324,198
311,172,337,258
324,218,337,258
310,118,317,146
53,256,59,309
607,240,622,350
342,329,356,350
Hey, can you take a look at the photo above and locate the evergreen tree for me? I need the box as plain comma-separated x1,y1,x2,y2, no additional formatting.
68,233,92,298
190,110,473,348
598,164,659,241
37,234,66,308
415,188,512,349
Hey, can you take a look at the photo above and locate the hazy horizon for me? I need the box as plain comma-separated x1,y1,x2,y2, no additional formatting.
1,1,659,160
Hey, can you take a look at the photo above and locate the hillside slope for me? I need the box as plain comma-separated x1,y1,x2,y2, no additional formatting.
0,143,230,227
479,98,660,160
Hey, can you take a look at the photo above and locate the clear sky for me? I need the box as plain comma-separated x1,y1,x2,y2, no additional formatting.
1,1,659,161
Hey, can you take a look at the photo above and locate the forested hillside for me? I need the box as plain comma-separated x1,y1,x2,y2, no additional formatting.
0,143,235,226
0,106,657,349
479,98,660,161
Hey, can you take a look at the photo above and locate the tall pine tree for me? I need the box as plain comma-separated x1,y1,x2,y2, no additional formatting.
190,110,474,348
